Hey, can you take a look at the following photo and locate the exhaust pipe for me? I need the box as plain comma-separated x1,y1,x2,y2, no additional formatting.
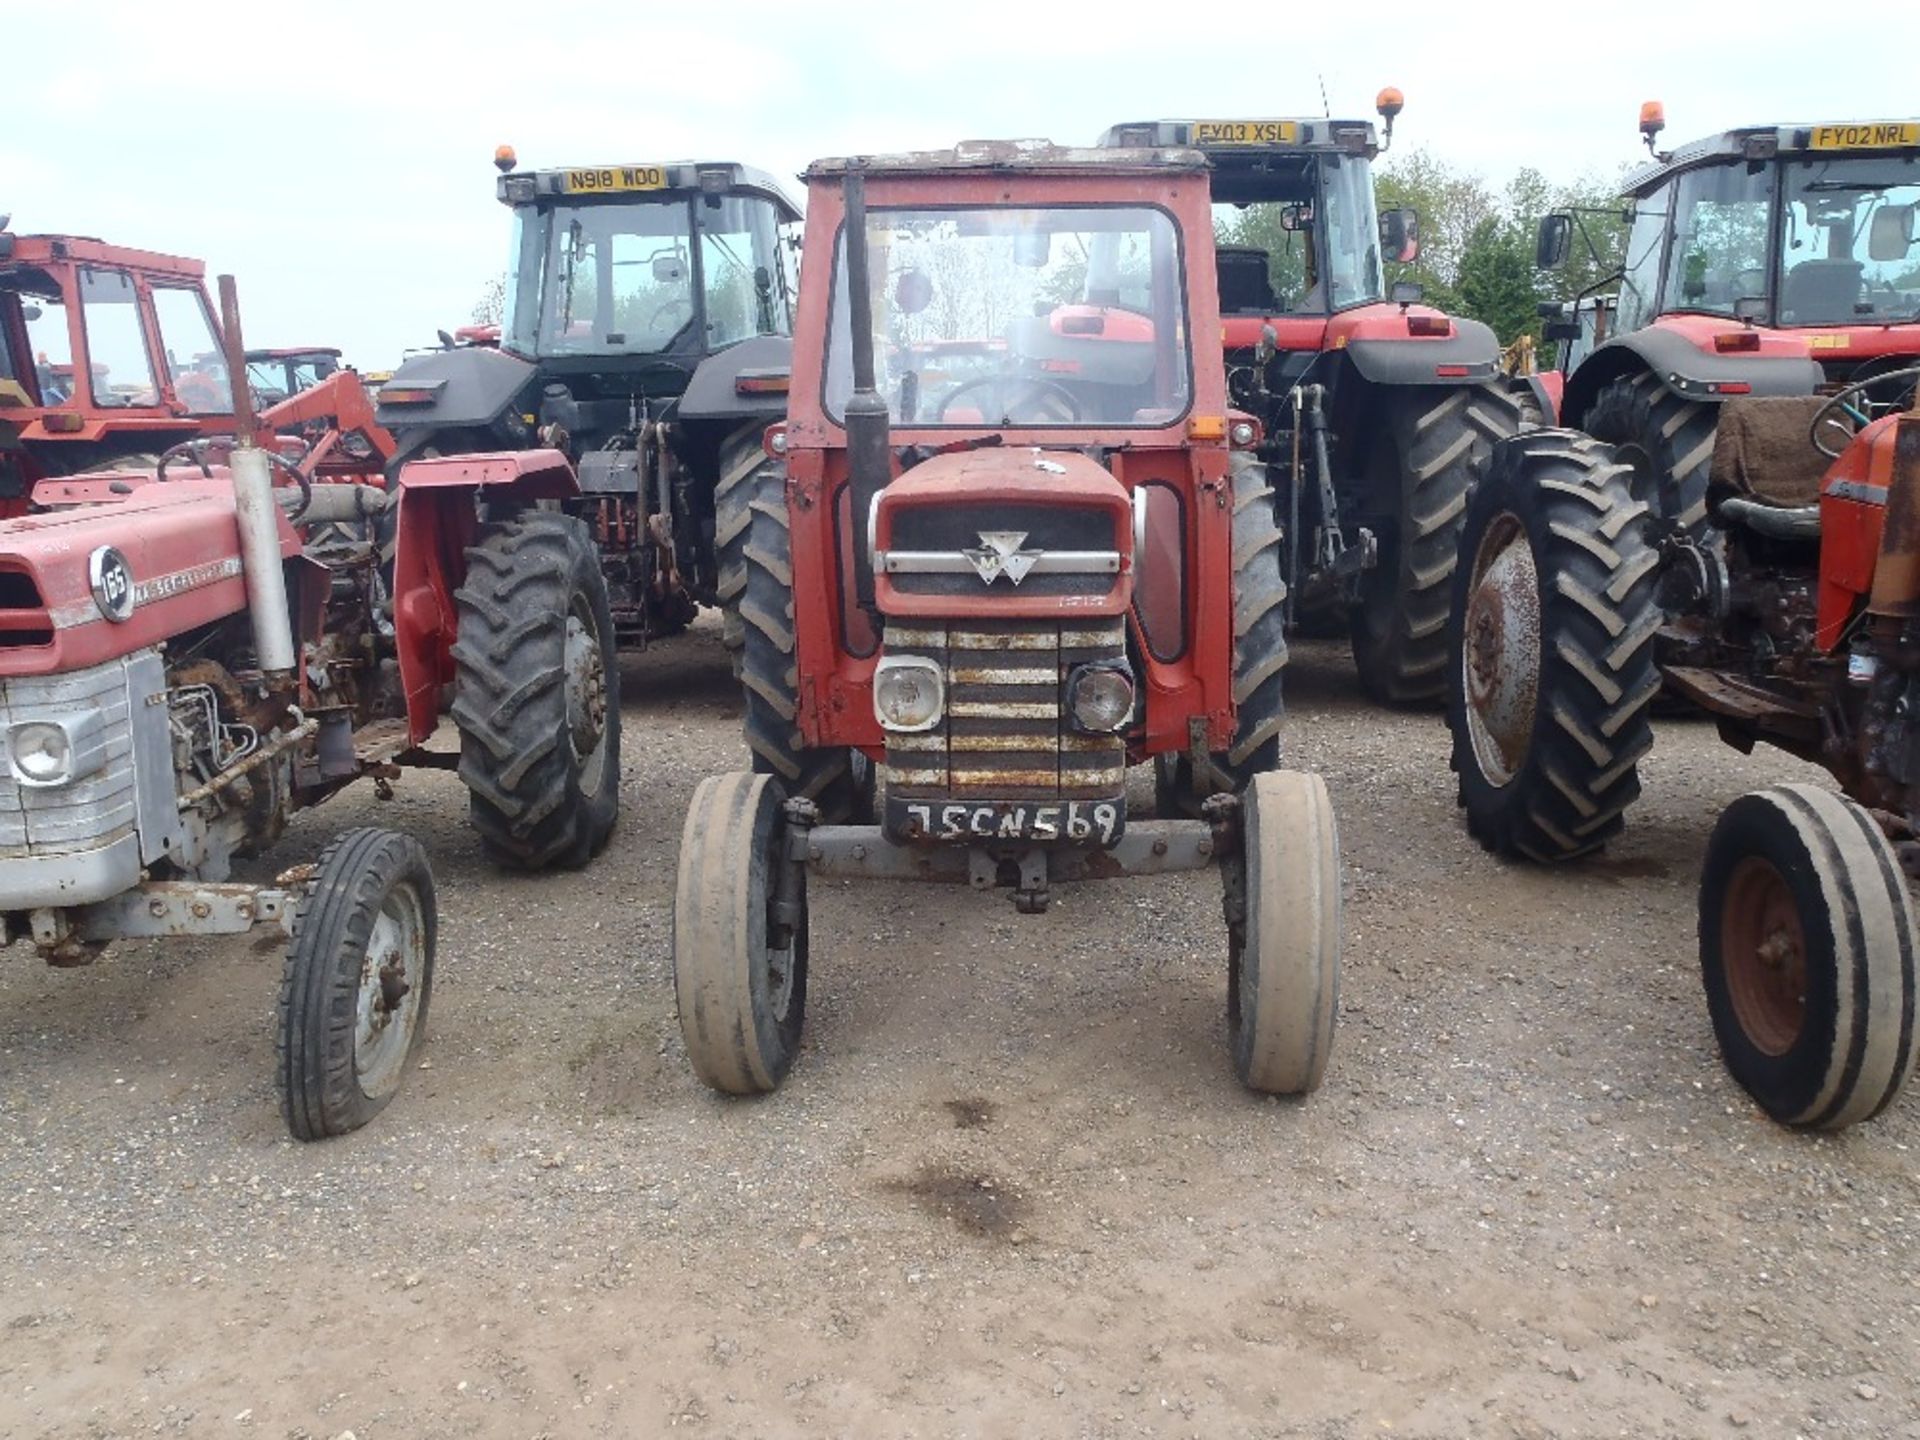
217,275,297,678
841,169,891,613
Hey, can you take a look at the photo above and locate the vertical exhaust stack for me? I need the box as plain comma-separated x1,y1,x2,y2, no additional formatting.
842,169,891,613
217,275,297,679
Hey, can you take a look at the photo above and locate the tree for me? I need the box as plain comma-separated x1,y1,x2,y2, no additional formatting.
472,275,506,327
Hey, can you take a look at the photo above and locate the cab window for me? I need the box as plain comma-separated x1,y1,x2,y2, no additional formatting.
1616,186,1670,331
152,285,232,414
80,268,158,408
1661,163,1770,317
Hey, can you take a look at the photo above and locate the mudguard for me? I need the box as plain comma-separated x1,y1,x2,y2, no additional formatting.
677,335,795,421
1561,329,1824,430
391,448,578,745
1341,316,1503,386
374,346,536,434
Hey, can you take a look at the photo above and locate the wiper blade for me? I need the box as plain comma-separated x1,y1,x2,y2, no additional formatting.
1802,181,1884,192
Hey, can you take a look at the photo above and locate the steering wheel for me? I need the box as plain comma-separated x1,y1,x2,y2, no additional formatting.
155,436,314,519
1808,363,1920,459
646,296,695,336
935,375,1082,424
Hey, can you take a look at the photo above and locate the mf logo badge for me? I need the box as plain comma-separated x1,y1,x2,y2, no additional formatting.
88,546,135,623
963,531,1043,586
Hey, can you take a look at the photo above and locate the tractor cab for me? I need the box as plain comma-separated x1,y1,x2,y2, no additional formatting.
0,228,235,484
1100,102,1417,338
244,346,342,406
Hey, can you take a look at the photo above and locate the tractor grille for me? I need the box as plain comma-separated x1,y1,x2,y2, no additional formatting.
881,617,1127,801
881,502,1120,600
0,658,143,859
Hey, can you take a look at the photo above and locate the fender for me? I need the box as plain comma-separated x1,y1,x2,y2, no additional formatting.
374,346,536,437
677,335,795,421
391,448,578,744
1520,371,1562,425
1561,328,1824,430
1339,313,1503,387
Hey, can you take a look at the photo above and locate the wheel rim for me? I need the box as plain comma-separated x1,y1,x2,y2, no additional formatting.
1721,855,1807,1057
564,598,609,793
1460,512,1541,787
355,878,429,1099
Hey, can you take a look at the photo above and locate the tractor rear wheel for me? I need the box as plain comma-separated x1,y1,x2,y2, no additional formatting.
1351,384,1523,706
1584,373,1717,538
738,460,861,820
675,771,808,1094
451,511,620,869
1699,784,1919,1129
713,424,768,677
1227,769,1341,1095
1157,454,1288,817
277,828,436,1141
1446,431,1662,861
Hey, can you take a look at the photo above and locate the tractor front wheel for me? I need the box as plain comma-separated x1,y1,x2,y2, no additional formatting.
1351,384,1523,706
1226,769,1341,1095
451,511,620,869
1446,431,1661,861
674,771,809,1094
277,828,437,1141
1699,784,1919,1129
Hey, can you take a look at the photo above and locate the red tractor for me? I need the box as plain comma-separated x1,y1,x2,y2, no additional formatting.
0,279,622,1139
1444,119,1920,1130
674,141,1341,1098
1100,99,1524,707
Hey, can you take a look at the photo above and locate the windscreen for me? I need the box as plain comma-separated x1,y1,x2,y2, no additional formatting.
509,198,698,357
1778,156,1920,325
824,204,1191,427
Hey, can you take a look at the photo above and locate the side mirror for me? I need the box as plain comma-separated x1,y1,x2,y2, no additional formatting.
1869,204,1915,263
652,255,687,283
20,303,40,322
1278,204,1309,233
1012,231,1052,268
894,268,933,315
1534,213,1573,270
1379,207,1420,264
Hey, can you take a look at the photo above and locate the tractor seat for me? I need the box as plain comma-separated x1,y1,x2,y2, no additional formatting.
1780,259,1865,324
1216,247,1279,315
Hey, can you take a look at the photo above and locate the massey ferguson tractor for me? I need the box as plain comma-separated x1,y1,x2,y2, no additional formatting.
673,141,1342,1099
0,278,621,1140
1100,99,1523,708
1529,109,1920,534
376,153,801,652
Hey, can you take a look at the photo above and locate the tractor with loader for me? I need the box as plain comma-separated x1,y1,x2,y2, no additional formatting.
375,153,801,651
673,141,1341,1098
1445,116,1920,1131
1100,97,1524,709
0,277,622,1139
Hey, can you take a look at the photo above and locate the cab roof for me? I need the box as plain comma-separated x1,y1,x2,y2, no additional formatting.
1622,119,1920,196
1100,118,1381,160
0,233,205,277
496,160,800,221
804,139,1208,182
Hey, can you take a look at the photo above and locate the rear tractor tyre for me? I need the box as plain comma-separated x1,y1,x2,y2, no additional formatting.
277,828,437,1141
451,511,620,870
1699,784,1919,1130
674,772,808,1094
738,460,862,821
1584,372,1717,538
1227,769,1341,1095
714,424,769,679
1446,431,1662,861
1158,454,1288,818
1351,383,1523,706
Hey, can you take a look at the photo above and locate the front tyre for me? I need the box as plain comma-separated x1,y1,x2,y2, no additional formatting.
674,772,808,1094
277,828,437,1141
1227,770,1341,1095
1446,431,1662,861
1699,785,1919,1130
451,511,620,870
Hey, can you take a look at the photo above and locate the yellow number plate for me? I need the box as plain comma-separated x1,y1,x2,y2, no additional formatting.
561,165,668,193
1809,122,1919,151
1192,120,1299,147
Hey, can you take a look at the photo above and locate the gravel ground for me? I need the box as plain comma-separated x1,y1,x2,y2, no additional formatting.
1,621,1916,1440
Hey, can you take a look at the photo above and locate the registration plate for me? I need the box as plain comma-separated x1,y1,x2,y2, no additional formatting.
891,797,1124,846
1809,121,1919,151
1192,119,1299,147
561,165,668,193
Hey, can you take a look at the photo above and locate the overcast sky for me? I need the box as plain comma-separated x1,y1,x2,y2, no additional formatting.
5,1,1913,366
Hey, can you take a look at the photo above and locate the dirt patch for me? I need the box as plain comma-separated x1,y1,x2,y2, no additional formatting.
942,1096,997,1130
884,1163,1026,1239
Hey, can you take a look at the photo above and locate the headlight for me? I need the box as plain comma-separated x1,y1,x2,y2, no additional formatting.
1068,664,1134,733
1230,420,1257,448
9,721,72,786
873,656,944,732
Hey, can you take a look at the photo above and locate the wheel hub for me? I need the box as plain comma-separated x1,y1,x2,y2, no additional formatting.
564,610,607,764
355,883,427,1100
1723,856,1807,1057
1461,514,1541,787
